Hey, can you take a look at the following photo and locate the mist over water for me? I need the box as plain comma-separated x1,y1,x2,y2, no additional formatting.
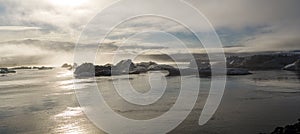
0,39,205,67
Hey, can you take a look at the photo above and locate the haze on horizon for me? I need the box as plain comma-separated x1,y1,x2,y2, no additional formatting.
0,0,300,66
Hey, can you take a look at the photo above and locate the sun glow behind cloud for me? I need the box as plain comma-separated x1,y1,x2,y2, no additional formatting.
48,0,88,7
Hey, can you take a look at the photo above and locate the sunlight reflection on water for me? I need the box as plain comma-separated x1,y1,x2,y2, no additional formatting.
55,107,83,119
54,107,86,134
56,70,73,78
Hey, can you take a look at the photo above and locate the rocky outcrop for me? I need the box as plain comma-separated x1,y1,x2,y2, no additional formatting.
0,68,16,74
283,59,300,71
148,64,180,76
148,64,174,71
74,61,181,77
283,63,296,71
74,58,255,78
133,66,148,73
113,59,135,74
75,60,144,77
0,68,8,74
296,60,300,71
136,61,157,69
95,64,112,76
263,119,300,134
61,63,73,70
38,66,53,70
74,63,95,77
165,67,180,76
11,66,32,70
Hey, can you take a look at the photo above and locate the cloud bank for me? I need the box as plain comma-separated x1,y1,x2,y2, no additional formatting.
0,0,300,66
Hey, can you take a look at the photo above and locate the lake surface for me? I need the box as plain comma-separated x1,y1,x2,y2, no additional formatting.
0,69,300,134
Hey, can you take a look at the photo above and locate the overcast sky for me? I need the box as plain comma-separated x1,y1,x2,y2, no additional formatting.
0,0,300,65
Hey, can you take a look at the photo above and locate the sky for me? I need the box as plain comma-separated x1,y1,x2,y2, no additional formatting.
0,0,300,66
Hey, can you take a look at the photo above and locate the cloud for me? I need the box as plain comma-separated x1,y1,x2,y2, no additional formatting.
0,0,111,42
187,0,300,29
187,0,300,51
0,26,42,31
0,0,300,66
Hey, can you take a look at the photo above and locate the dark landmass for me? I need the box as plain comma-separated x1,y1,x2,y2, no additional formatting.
74,59,252,78
61,63,74,70
282,59,300,71
0,68,16,74
261,119,300,134
0,66,54,75
140,52,300,71
10,66,54,70
136,51,300,63
37,66,54,70
188,52,299,72
227,54,300,70
61,63,72,68
74,52,300,78
11,66,34,70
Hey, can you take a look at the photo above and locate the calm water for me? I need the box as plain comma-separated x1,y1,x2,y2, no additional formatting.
0,69,300,134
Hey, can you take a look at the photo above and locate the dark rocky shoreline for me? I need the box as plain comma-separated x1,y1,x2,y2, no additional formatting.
0,68,16,74
0,66,54,75
74,59,252,78
74,53,300,78
260,119,300,134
